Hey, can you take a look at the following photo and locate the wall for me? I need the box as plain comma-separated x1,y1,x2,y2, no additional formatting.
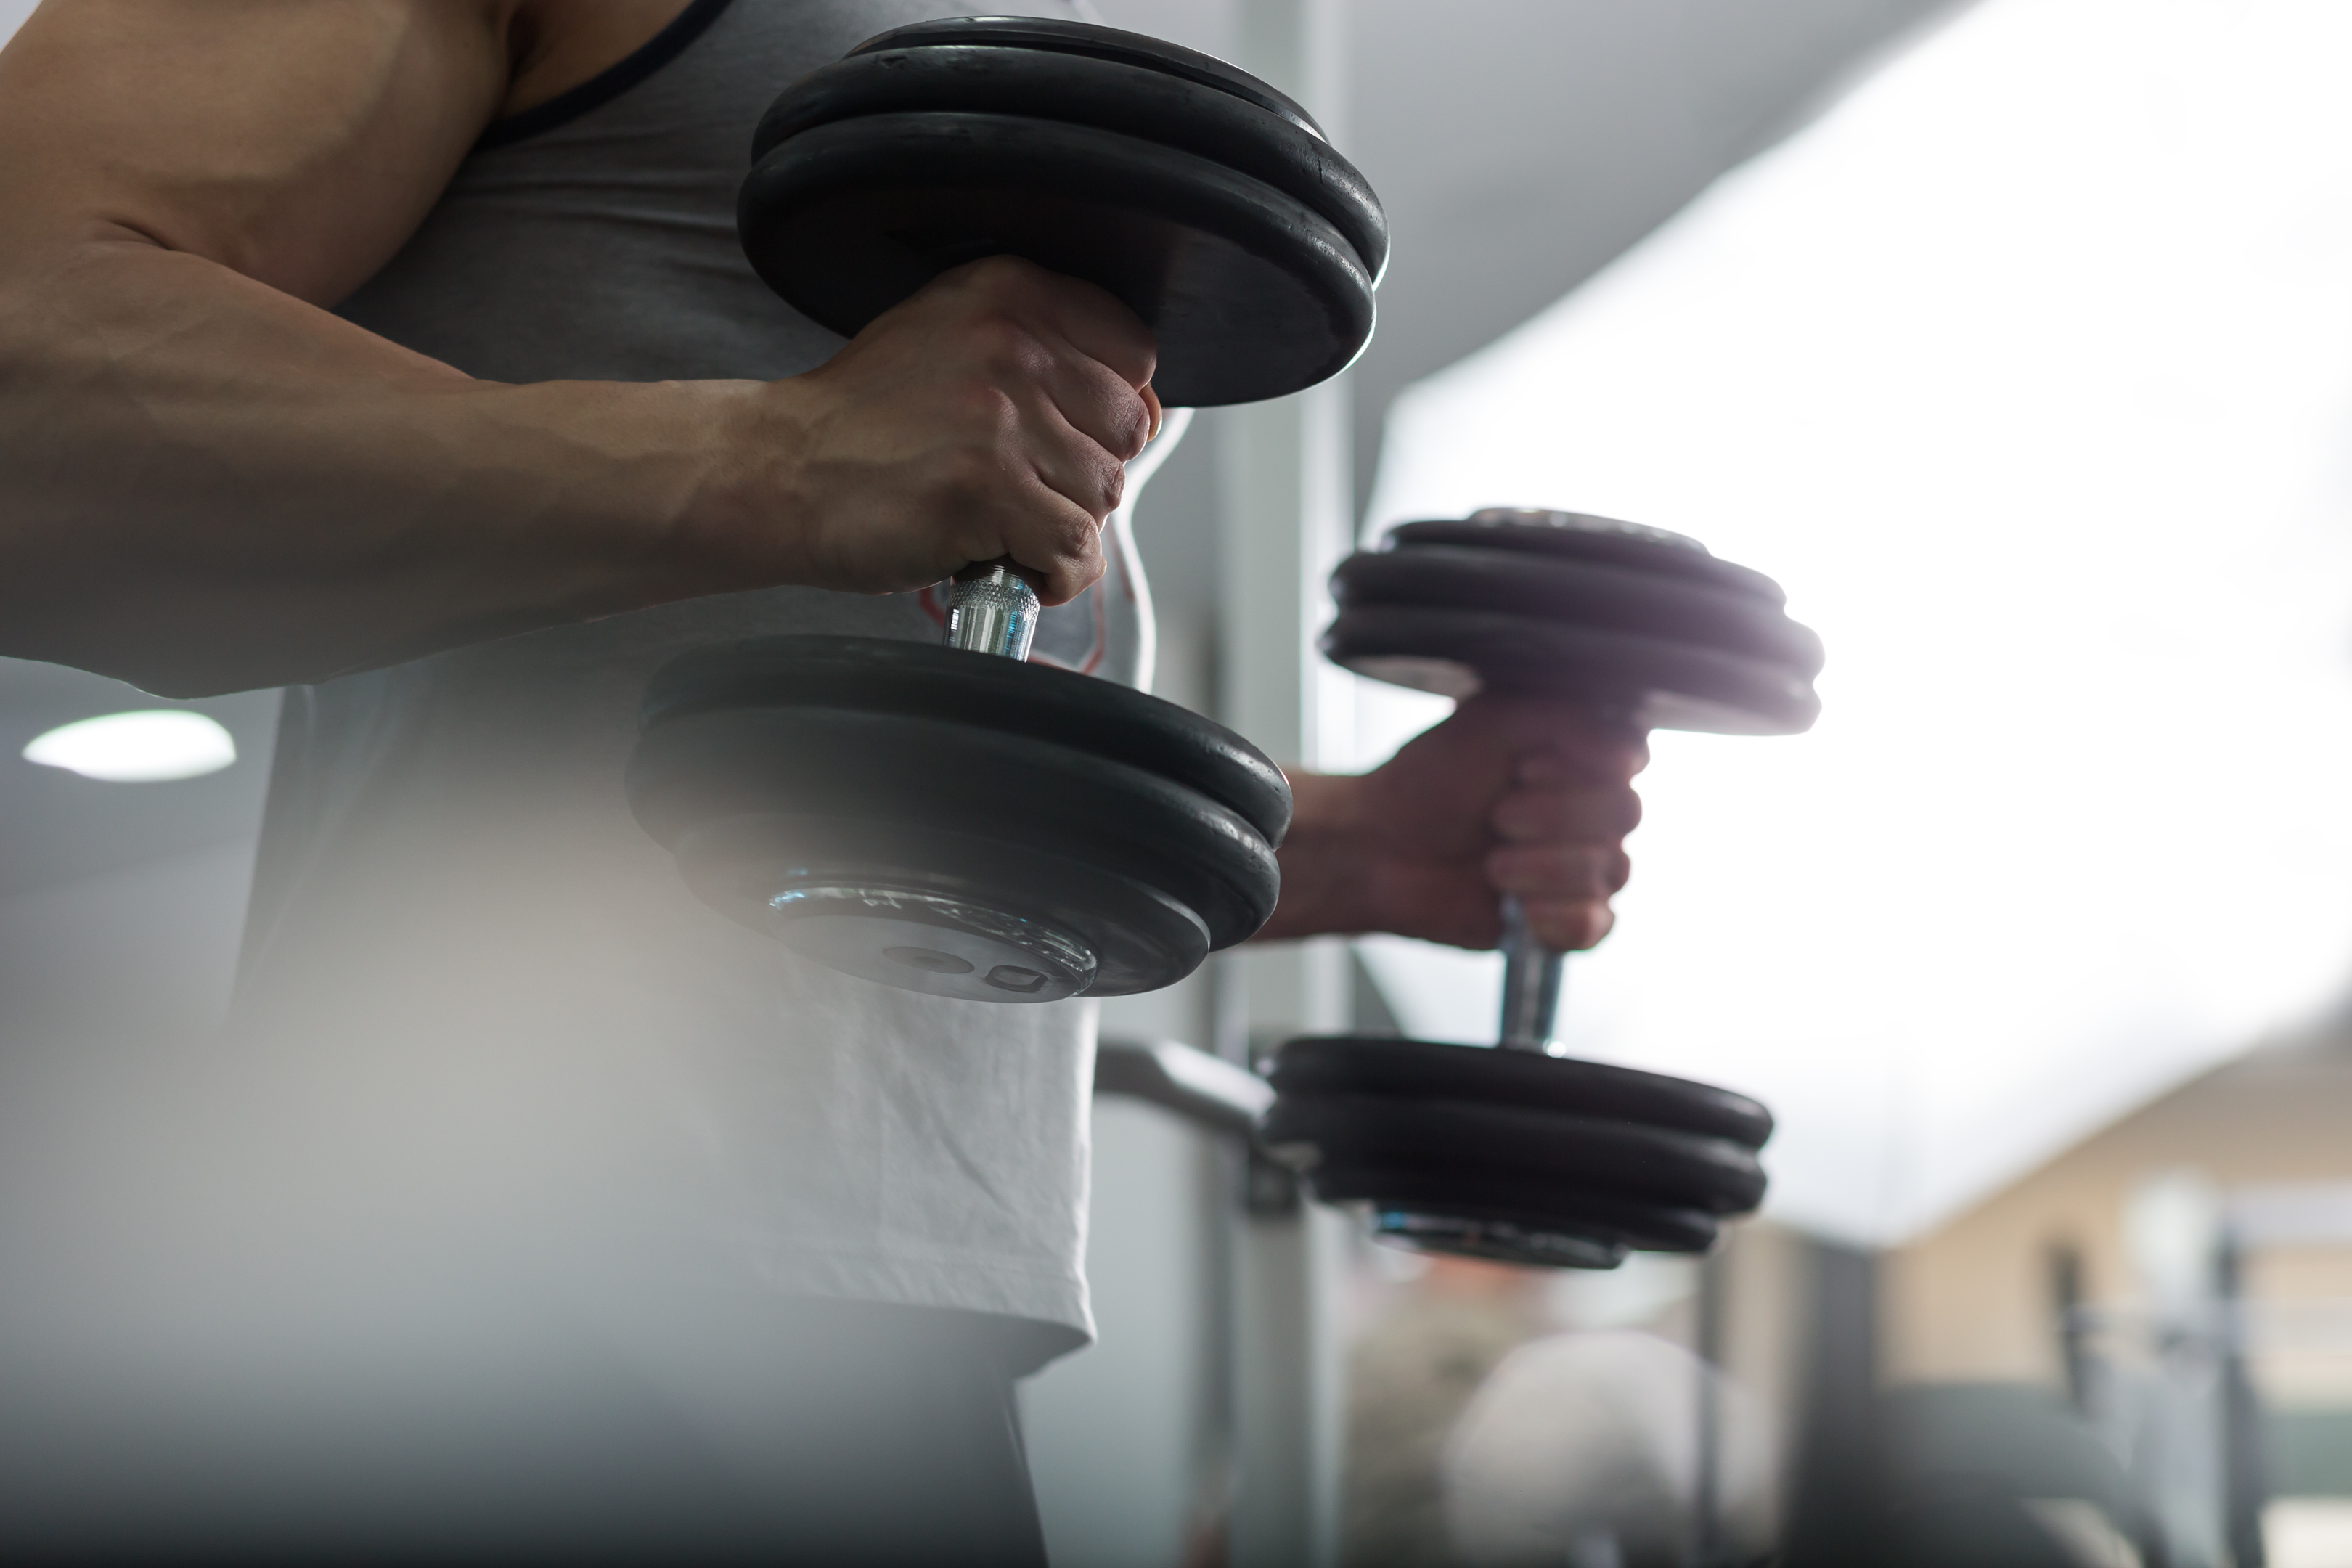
1883,1029,2352,1390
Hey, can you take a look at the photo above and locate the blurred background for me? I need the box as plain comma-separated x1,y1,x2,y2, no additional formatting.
8,0,2352,1564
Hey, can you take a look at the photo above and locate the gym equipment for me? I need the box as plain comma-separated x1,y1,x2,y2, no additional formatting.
629,638,1285,1001
739,15,1384,407
630,19,1389,1000
1263,509,1821,1266
1093,1036,1275,1138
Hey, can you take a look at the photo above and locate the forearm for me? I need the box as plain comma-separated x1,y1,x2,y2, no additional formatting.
1254,771,1377,942
0,234,781,695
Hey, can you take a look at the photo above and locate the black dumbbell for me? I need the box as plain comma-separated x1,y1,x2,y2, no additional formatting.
628,18,1387,1001
738,15,1386,407
1262,509,1821,1266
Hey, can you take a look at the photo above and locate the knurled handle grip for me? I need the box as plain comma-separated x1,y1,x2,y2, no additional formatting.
945,559,1041,659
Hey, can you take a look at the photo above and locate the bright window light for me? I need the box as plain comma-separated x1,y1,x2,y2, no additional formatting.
22,711,238,783
1354,0,2352,1244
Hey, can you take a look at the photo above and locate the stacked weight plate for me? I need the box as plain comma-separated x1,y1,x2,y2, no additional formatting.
1264,1040,1773,1269
738,15,1387,405
1267,509,1822,1267
1323,510,1823,730
629,637,1289,1001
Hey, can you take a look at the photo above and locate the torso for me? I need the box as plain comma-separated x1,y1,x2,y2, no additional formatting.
225,0,1143,1352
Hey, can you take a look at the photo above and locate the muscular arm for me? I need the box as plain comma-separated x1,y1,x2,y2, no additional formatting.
0,0,1150,695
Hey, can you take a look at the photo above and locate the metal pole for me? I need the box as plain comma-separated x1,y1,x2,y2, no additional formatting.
2218,1228,2268,1568
1695,1249,1726,1564
1217,4,1353,1560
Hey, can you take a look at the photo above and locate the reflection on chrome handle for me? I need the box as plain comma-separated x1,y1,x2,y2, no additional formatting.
945,561,1040,659
1498,894,1564,1052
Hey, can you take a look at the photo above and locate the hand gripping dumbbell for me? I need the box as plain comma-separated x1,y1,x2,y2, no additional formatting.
626,18,1387,1002
1262,510,1822,1267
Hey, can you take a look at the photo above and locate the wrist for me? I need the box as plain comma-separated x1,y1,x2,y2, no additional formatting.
647,375,820,595
1254,769,1376,942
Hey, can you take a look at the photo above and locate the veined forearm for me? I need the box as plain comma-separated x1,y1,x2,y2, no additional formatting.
0,237,772,695
0,1,1151,697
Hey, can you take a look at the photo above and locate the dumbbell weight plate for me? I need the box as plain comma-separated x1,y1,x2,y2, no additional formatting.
665,812,1209,1000
629,640,1286,1000
630,705,1280,944
738,112,1375,407
1310,1165,1722,1254
1360,1206,1631,1270
640,636,1291,845
1326,511,1822,732
629,707,1278,996
1322,605,1820,733
754,46,1387,282
849,15,1324,137
1385,515,1788,604
1261,1093,1768,1214
1268,1035,1773,1149
1331,547,1823,676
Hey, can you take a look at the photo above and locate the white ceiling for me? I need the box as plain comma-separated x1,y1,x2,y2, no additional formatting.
1095,0,1956,512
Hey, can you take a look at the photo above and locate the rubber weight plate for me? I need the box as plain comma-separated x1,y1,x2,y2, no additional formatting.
1356,1205,1630,1270
666,809,1209,997
846,16,1323,138
1323,605,1820,734
1308,1164,1722,1254
754,47,1387,281
1262,1094,1767,1214
1270,1037,1773,1149
1387,513,1787,604
629,706,1280,950
1332,547,1824,676
738,113,1374,407
640,636,1289,846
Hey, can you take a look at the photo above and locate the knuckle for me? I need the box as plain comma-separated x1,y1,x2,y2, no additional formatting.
965,254,1038,297
967,315,1047,378
1052,510,1101,563
1114,393,1152,460
950,379,1021,438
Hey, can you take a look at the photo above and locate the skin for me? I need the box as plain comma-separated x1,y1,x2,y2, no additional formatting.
0,0,1641,956
1259,700,1643,952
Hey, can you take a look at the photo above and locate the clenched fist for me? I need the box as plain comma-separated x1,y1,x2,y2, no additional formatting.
1256,697,1647,952
735,256,1162,605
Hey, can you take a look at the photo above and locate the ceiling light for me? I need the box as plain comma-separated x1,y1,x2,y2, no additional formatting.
21,710,238,783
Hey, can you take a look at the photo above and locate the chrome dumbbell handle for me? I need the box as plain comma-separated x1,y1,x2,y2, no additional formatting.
1497,893,1564,1052
945,560,1041,659
946,410,1188,662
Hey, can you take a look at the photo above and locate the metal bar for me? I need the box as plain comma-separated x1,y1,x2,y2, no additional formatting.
1093,1037,1274,1137
1497,893,1564,1051
1695,1249,1725,1564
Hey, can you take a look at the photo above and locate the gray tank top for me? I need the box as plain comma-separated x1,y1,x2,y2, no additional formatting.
227,0,1151,1349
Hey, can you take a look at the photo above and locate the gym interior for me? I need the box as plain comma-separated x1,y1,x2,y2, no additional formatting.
4,0,2351,1564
